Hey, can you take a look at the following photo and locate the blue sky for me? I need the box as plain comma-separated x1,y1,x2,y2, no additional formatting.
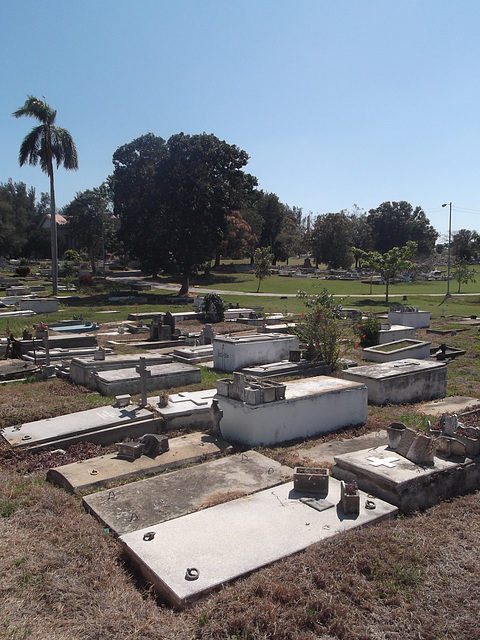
2,0,480,239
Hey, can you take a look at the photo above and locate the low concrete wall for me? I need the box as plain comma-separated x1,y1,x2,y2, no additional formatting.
70,354,173,388
19,298,59,313
95,363,201,396
217,376,367,446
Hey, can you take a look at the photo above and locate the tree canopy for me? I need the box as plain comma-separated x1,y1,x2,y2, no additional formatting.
63,186,116,274
111,132,257,293
310,211,353,269
358,241,417,302
366,201,437,255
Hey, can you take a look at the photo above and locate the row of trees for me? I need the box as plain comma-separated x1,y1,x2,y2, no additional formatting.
10,95,477,297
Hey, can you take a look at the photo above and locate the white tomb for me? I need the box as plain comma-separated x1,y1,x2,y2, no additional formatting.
213,333,299,372
388,308,430,328
216,375,367,446
378,324,415,344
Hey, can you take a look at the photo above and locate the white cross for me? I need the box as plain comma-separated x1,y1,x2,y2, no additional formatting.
367,456,399,468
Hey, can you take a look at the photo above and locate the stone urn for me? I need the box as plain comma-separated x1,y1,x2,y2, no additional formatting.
340,480,360,515
387,422,407,449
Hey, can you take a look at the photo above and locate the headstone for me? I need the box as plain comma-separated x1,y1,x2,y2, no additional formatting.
209,399,223,437
135,357,152,406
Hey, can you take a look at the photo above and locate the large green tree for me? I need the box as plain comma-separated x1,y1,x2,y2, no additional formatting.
63,186,115,274
367,201,437,255
13,96,78,294
111,132,257,293
310,211,353,269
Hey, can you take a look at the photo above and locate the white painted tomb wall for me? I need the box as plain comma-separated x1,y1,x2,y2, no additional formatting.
213,333,299,372
217,376,367,446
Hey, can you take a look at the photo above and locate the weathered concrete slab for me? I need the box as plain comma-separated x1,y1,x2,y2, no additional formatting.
332,445,480,512
95,362,201,396
83,450,292,535
417,396,480,416
119,478,397,608
218,376,367,446
47,432,229,493
17,333,97,355
343,359,447,405
1,405,155,450
153,389,217,430
172,345,213,365
295,430,388,465
241,360,329,378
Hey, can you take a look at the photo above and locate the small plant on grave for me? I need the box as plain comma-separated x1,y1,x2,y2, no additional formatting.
201,292,226,322
344,480,358,495
15,265,30,277
295,287,347,370
158,391,169,407
354,313,380,348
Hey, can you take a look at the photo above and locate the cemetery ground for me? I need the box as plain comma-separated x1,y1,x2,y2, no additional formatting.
2,288,480,638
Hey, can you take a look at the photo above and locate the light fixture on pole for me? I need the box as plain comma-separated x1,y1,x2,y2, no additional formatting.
441,202,452,298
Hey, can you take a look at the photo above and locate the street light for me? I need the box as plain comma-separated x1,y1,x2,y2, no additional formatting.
442,202,452,297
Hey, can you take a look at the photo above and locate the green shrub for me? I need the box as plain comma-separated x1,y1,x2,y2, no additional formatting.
354,313,380,347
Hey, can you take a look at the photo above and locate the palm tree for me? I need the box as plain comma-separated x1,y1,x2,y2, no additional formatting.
13,96,78,295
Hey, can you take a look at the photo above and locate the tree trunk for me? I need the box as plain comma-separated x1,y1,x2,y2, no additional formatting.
214,251,220,268
178,271,189,296
385,279,389,303
49,165,58,297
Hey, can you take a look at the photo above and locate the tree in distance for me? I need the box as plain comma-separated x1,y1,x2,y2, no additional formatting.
367,201,437,255
13,96,78,295
63,185,115,275
254,246,273,292
452,260,476,293
111,132,257,294
357,241,417,303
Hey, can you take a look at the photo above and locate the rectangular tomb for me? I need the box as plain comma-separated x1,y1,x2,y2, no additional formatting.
342,359,447,405
119,478,397,608
388,308,430,328
378,324,416,344
1,404,156,451
332,445,480,512
362,339,431,363
48,432,229,494
82,450,292,535
216,375,367,446
154,388,217,430
95,362,201,396
213,333,299,372
70,353,173,388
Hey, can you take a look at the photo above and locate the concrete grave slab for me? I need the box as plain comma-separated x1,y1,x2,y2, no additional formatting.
241,360,329,378
294,430,388,465
1,405,156,451
332,445,480,511
83,450,292,535
217,376,367,446
47,432,229,493
95,362,201,396
119,478,397,608
153,388,217,430
417,396,480,416
343,359,447,405
172,345,213,365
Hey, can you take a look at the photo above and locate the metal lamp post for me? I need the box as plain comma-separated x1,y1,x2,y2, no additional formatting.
442,202,452,298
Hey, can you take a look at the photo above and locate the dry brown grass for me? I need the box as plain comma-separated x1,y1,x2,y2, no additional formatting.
1,315,480,638
1,468,480,640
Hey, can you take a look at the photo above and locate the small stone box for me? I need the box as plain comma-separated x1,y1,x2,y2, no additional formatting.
294,467,329,494
116,441,145,460
340,480,360,514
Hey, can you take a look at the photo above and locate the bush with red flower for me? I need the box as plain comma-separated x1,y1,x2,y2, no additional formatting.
354,313,380,347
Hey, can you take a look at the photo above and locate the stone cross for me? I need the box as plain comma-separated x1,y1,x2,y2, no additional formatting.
217,344,229,370
135,357,151,406
367,456,399,468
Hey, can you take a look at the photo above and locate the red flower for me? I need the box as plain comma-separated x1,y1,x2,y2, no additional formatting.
355,343,359,348
362,334,366,338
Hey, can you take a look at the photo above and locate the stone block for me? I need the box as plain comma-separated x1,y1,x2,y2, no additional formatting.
294,467,329,494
